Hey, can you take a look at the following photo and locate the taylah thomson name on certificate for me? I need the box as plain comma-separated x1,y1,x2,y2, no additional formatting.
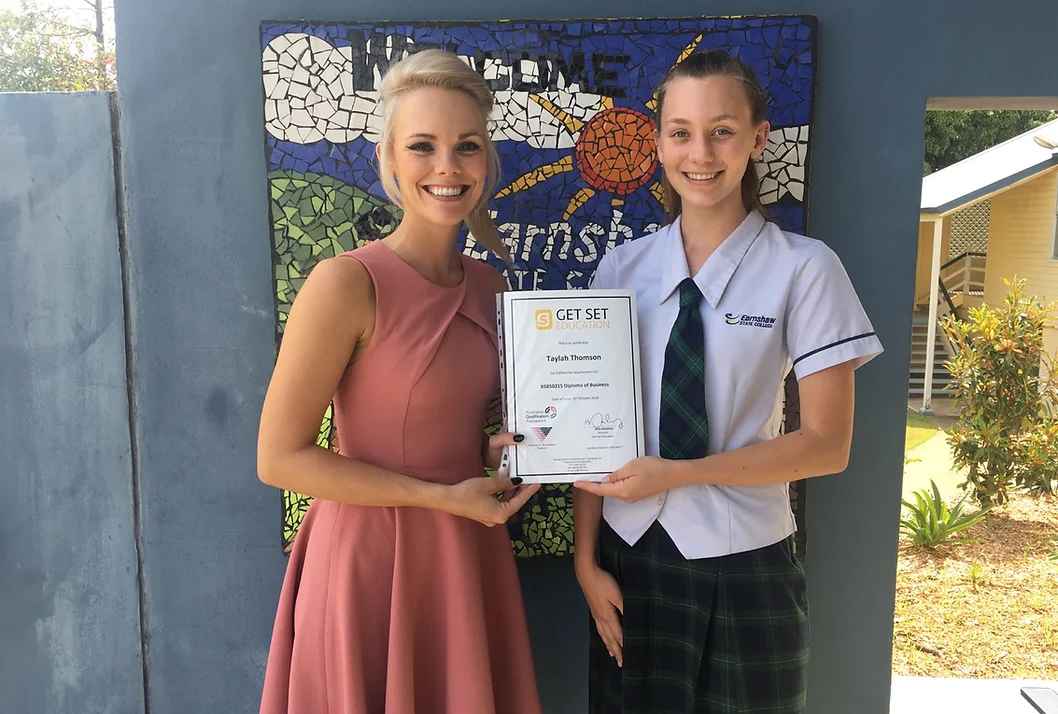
496,289,645,483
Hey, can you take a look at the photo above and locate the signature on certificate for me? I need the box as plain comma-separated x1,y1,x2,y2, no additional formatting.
585,413,624,431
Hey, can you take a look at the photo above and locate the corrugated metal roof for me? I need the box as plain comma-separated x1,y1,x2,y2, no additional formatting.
920,118,1058,214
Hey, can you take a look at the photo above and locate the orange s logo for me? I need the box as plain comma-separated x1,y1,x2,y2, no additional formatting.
535,309,553,330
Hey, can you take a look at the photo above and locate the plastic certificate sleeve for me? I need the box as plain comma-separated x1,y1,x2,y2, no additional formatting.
496,289,645,483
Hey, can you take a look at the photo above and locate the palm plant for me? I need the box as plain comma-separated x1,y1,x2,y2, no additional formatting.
900,480,990,548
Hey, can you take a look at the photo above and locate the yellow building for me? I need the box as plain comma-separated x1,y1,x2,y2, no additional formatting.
912,119,1058,410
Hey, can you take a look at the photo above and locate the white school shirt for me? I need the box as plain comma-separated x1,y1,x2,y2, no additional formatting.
590,210,883,559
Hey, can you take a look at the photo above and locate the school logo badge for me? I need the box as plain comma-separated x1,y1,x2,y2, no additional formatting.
724,312,777,329
535,309,554,330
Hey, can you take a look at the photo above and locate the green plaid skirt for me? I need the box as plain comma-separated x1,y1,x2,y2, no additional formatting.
589,522,810,714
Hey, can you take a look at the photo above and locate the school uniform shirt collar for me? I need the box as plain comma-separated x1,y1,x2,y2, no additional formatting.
657,211,767,308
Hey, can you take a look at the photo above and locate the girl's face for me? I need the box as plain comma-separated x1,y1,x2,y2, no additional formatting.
656,75,770,216
384,87,489,229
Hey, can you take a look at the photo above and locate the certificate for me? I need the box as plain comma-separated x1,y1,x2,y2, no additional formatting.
496,289,645,483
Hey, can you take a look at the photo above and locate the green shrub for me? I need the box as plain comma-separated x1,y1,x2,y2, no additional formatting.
1017,419,1058,496
900,480,990,548
941,278,1058,506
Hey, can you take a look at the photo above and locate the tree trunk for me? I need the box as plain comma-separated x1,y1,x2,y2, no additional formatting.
93,0,106,88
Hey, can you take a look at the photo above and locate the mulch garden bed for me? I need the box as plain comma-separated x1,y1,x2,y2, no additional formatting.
893,492,1058,678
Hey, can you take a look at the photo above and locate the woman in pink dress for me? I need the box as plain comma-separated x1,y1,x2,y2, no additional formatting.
256,49,543,714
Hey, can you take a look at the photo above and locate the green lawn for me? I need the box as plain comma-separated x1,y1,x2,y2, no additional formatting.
905,410,941,452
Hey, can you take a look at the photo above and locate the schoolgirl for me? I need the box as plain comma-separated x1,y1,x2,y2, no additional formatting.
574,50,883,714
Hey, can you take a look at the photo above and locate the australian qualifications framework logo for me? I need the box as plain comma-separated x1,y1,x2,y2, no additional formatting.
524,404,559,426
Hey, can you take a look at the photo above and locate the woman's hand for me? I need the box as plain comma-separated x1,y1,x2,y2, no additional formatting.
573,456,678,502
483,431,524,471
443,475,539,527
576,561,624,667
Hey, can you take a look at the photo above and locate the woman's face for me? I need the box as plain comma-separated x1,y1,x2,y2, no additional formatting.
656,75,769,216
384,87,490,229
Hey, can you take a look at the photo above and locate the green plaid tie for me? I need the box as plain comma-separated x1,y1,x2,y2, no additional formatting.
659,278,709,459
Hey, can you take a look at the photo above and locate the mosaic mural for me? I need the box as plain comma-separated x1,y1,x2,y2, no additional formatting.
261,16,817,555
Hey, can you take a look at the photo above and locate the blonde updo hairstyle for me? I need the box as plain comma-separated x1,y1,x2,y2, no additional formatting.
377,49,510,262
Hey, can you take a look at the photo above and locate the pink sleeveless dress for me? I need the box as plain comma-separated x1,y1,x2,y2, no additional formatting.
259,240,542,714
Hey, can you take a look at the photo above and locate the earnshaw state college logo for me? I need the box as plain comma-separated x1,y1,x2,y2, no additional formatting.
724,312,777,329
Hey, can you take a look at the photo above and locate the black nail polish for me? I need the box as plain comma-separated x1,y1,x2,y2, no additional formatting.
513,434,525,443
511,477,523,485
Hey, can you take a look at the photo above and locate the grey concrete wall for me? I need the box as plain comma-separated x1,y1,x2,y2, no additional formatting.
110,2,1058,714
0,92,143,714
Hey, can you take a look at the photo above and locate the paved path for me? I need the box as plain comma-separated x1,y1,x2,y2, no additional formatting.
901,429,971,504
892,676,1058,713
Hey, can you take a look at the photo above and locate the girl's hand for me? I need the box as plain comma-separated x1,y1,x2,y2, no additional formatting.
573,456,677,502
576,561,624,667
484,431,524,471
443,475,539,527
